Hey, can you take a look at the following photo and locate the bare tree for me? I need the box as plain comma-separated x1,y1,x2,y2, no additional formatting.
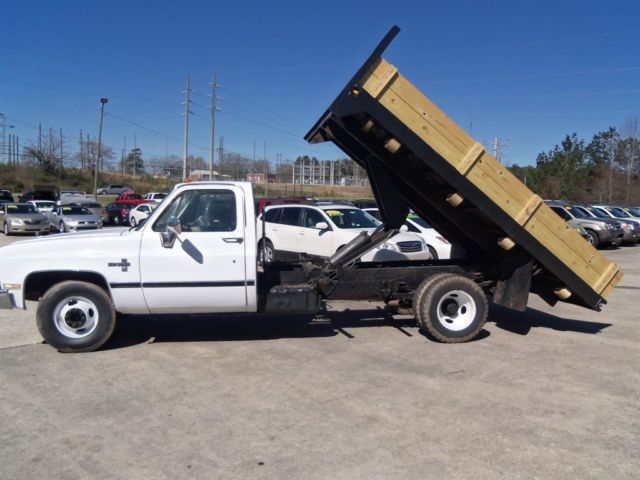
74,139,114,171
619,117,639,203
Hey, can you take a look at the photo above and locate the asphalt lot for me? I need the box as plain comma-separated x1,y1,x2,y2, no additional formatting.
0,231,638,479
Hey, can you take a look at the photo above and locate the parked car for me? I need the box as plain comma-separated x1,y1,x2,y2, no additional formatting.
0,203,50,235
143,192,168,203
575,204,640,245
75,201,109,224
257,204,430,263
59,190,87,204
568,219,590,240
547,203,623,248
254,196,315,215
18,186,57,203
97,184,129,195
115,192,150,205
0,189,15,203
105,202,136,226
363,208,452,260
129,203,157,226
47,205,102,232
27,200,57,213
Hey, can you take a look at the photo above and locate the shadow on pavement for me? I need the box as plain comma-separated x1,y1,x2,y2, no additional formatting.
490,303,612,336
104,307,423,350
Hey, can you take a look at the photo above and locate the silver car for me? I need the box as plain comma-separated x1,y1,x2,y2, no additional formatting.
48,205,103,233
75,201,109,224
0,203,50,235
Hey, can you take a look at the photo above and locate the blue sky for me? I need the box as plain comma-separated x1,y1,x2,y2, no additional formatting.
1,0,639,167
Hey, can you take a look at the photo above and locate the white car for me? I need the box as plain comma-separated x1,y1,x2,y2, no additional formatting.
129,203,157,227
363,208,452,260
144,192,168,204
257,204,430,263
27,200,57,214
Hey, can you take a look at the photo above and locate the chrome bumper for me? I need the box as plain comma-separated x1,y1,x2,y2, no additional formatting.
0,288,15,309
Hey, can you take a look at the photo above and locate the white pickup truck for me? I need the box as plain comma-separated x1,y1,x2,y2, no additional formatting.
0,181,492,352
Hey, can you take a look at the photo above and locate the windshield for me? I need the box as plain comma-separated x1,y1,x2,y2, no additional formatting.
608,207,629,218
61,206,92,215
568,207,590,219
7,204,37,214
323,208,381,229
407,212,431,229
590,208,611,219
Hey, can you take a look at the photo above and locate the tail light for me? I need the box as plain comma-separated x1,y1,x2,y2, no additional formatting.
123,209,129,216
102,209,107,216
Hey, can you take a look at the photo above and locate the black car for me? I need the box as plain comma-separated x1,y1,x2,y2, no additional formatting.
0,189,14,203
105,202,136,226
19,188,57,203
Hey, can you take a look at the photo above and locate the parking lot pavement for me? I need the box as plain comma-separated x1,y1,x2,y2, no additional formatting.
0,236,638,479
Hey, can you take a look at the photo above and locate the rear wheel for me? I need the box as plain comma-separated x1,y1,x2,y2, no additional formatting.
414,273,487,343
36,281,117,353
584,229,599,248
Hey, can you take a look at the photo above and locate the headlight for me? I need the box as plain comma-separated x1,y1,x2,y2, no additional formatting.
378,242,398,251
622,223,632,231
9,218,23,225
66,219,78,225
605,223,615,230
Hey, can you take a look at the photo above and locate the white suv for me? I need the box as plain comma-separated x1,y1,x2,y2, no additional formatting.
257,204,430,262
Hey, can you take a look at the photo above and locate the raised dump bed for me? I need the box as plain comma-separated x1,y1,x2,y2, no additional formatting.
306,26,622,311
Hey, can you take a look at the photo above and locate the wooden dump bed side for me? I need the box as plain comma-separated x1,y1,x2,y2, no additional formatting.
305,27,622,310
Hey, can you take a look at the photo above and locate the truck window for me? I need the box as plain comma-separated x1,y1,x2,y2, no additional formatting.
153,189,237,232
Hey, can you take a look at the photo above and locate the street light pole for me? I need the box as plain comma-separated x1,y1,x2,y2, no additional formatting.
94,98,108,200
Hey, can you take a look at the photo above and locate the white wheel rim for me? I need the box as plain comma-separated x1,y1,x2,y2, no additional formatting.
435,290,476,332
52,296,100,339
261,244,274,263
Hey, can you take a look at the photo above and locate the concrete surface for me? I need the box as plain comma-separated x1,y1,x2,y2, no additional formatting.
0,233,638,479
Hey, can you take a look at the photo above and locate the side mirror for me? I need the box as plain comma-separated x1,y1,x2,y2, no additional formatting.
399,224,409,232
315,221,329,230
161,217,182,248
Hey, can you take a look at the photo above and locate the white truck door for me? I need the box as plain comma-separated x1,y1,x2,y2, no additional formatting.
139,186,249,313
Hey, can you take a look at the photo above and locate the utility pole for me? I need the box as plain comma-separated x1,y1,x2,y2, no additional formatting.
209,72,220,180
493,137,501,163
38,121,42,151
59,128,63,171
218,135,224,178
94,97,108,200
133,133,137,177
182,76,192,181
122,134,127,175
263,139,268,196
253,140,256,173
79,130,84,170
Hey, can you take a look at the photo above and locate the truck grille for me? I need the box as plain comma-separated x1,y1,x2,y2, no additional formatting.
397,241,423,253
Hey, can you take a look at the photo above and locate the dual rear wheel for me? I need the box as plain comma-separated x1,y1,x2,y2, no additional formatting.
413,273,488,343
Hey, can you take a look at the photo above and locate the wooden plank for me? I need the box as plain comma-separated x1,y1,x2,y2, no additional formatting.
601,270,623,300
367,62,398,98
457,142,485,175
515,195,543,226
592,262,618,294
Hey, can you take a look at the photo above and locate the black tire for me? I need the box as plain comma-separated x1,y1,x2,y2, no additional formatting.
130,216,137,227
36,281,116,353
259,239,275,264
59,221,66,233
114,215,121,226
3,222,10,236
414,273,488,343
427,245,438,260
584,229,600,249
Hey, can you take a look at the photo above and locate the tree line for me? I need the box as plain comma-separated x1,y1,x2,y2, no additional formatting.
509,118,639,204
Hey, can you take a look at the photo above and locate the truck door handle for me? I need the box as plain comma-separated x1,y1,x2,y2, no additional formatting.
223,237,244,244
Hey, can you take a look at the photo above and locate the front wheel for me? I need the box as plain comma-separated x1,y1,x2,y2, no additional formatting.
584,229,600,249
36,281,117,353
130,216,137,227
414,273,488,343
3,222,10,236
59,221,67,233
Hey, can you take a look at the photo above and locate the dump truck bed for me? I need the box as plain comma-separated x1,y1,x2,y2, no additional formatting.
306,26,622,311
